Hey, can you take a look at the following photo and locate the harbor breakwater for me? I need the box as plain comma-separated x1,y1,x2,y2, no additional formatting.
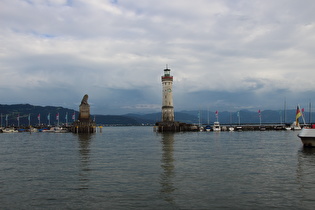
1,123,308,133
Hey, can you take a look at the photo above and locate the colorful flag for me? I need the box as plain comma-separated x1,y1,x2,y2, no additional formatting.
37,114,40,121
296,106,302,126
72,112,75,121
258,109,261,117
215,110,219,121
56,113,59,120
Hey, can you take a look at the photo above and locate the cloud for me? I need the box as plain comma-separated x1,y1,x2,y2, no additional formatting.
1,0,315,114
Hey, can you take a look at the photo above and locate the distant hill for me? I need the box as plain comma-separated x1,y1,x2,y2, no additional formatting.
179,109,313,125
0,104,77,127
0,104,313,127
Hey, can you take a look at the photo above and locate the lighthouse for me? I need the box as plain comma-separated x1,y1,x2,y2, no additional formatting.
161,67,174,122
155,67,197,132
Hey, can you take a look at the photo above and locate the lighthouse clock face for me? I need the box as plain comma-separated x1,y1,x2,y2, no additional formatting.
168,88,172,92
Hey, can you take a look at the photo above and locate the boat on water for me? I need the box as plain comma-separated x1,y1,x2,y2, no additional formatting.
228,126,235,131
291,121,302,130
29,127,39,132
2,127,18,133
205,125,211,132
41,127,55,132
298,126,315,147
41,127,69,133
213,121,221,131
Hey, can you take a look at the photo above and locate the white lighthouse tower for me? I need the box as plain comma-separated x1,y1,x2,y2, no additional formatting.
161,67,174,122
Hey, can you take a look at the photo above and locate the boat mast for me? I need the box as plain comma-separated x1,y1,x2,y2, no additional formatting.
298,104,306,125
207,107,210,125
309,100,312,124
283,98,287,124
198,109,201,127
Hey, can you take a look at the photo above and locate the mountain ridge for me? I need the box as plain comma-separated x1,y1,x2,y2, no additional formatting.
0,104,312,126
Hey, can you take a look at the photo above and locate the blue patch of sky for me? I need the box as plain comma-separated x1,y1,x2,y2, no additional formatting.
10,28,56,39
30,31,57,38
110,0,118,4
22,0,34,5
41,34,56,38
22,0,73,7
66,0,73,6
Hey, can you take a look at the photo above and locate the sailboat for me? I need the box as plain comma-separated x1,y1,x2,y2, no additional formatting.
198,110,204,131
228,112,234,131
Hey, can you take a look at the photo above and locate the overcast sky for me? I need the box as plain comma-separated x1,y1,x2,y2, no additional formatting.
1,0,315,114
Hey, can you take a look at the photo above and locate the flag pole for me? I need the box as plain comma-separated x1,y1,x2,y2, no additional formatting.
66,112,68,127
299,104,306,125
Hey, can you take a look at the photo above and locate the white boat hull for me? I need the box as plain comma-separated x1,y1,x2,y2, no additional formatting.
298,128,315,147
2,128,18,133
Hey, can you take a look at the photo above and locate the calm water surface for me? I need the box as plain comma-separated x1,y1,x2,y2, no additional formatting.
1,127,315,209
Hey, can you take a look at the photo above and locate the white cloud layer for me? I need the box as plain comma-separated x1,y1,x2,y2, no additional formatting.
1,0,315,114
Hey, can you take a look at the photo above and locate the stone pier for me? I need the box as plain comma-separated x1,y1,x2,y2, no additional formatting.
155,122,199,132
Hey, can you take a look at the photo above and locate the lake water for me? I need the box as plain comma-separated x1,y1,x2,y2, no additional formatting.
1,127,315,209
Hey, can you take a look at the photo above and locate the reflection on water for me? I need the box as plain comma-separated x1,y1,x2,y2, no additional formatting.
299,147,315,156
296,147,315,208
3,128,315,209
77,133,94,190
159,132,177,206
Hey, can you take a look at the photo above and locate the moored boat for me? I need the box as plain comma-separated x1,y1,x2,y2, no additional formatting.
41,127,55,132
205,125,211,132
54,127,69,133
2,127,18,133
41,127,69,133
213,121,221,131
298,127,315,147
